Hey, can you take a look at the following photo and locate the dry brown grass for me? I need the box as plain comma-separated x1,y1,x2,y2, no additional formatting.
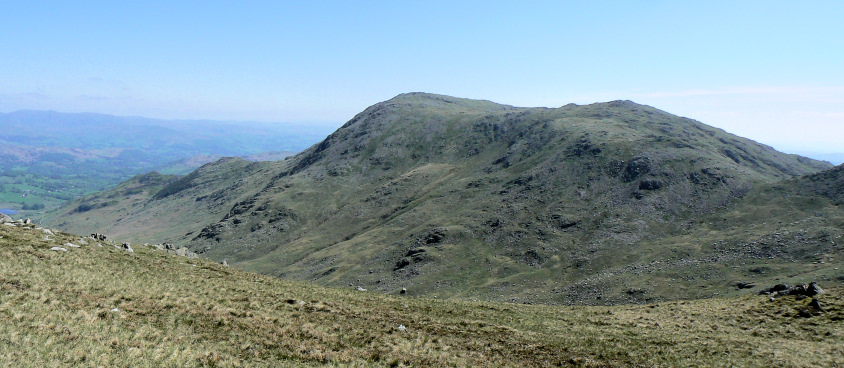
1,223,841,367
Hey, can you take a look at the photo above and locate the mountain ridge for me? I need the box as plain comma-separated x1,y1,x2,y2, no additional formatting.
45,93,840,305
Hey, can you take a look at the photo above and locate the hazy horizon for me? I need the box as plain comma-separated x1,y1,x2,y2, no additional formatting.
3,2,842,153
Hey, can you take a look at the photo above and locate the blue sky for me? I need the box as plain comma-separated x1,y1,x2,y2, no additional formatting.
2,1,842,154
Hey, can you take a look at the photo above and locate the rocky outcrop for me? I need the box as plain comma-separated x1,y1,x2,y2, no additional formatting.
759,282,824,297
90,233,108,241
173,247,197,258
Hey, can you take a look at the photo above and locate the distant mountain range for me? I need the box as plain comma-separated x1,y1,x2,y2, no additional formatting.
0,110,334,214
45,93,843,305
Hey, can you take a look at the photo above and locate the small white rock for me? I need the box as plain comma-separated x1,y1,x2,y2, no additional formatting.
64,243,81,248
50,247,68,252
397,324,408,332
110,308,119,312
356,286,367,292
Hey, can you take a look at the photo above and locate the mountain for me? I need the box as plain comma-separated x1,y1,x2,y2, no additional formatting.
3,216,841,366
0,110,333,216
44,93,840,305
154,151,296,175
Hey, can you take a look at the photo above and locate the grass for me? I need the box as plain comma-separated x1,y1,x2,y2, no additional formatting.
1,223,842,367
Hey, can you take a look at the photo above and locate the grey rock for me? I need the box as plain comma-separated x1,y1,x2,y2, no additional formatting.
808,282,824,296
809,298,824,311
90,233,108,241
50,247,68,252
0,214,12,223
759,282,825,298
63,242,80,248
42,229,54,236
221,260,228,266
174,247,197,258
23,218,31,225
121,242,134,253
735,282,755,289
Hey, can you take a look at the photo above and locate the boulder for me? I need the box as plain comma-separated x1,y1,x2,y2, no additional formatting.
758,284,789,295
121,242,134,253
808,282,824,296
90,233,108,241
174,247,197,258
735,282,756,289
639,180,664,191
0,214,12,223
759,282,824,298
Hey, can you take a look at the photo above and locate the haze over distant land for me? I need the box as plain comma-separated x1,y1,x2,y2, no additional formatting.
2,2,842,157
0,110,334,214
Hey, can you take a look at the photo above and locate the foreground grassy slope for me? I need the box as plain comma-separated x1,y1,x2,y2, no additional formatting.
1,223,842,367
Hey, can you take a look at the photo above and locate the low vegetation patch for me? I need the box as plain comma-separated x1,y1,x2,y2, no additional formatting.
1,223,841,367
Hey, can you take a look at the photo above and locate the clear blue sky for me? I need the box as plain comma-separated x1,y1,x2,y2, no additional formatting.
2,1,842,154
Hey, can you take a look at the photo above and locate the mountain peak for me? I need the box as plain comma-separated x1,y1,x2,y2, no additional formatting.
384,92,517,111
46,93,837,306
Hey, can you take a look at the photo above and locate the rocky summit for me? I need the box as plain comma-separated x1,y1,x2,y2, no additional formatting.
44,93,842,305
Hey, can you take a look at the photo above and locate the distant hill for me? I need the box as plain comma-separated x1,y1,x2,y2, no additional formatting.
154,151,296,175
45,93,841,305
0,110,334,215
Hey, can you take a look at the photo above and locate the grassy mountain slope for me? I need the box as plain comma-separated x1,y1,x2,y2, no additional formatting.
45,93,838,305
1,222,841,367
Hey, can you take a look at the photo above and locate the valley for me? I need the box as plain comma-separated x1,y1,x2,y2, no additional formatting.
0,110,333,218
